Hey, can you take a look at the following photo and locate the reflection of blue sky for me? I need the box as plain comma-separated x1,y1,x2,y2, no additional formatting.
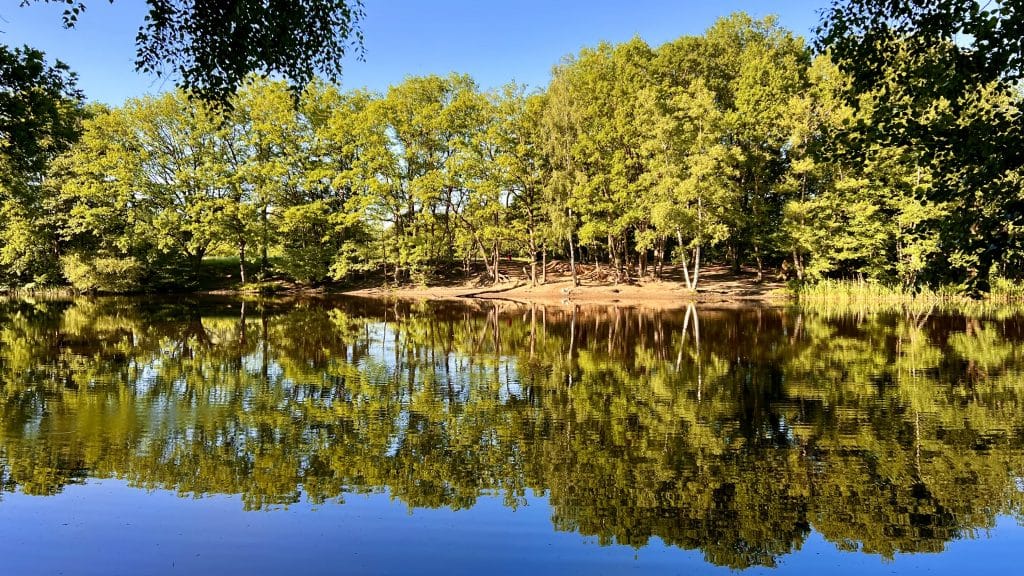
359,321,523,393
1,479,1021,576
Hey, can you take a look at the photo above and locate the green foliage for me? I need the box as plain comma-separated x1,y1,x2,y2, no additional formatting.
21,0,366,105
59,252,142,293
819,0,1024,293
276,201,346,283
0,44,85,286
2,9,1021,298
54,91,227,286
0,44,83,191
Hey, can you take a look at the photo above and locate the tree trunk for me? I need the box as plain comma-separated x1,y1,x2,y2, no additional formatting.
529,235,538,287
754,244,763,283
493,243,500,284
656,236,666,278
569,233,579,288
677,230,693,290
691,244,701,291
639,249,647,279
238,241,247,285
541,244,547,285
191,251,204,284
260,205,269,280
609,233,620,285
970,248,994,298
475,240,497,282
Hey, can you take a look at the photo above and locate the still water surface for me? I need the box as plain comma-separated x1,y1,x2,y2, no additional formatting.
1,296,1022,574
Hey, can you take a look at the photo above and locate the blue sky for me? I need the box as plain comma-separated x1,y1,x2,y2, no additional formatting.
2,0,829,104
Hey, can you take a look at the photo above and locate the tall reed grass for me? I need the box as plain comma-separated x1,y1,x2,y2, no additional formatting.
791,278,1024,318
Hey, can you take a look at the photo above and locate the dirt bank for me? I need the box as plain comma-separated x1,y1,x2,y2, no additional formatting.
344,263,789,308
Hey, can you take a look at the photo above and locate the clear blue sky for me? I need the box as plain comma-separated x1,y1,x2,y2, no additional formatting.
2,0,829,105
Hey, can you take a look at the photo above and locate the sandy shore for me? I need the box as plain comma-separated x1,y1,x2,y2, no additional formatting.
343,265,790,308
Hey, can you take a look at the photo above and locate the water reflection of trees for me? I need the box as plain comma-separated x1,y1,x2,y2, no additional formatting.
1,296,1023,569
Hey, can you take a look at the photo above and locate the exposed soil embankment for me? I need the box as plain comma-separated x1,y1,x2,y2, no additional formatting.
344,262,789,308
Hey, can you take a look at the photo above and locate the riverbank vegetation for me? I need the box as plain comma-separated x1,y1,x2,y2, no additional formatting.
2,5,1021,297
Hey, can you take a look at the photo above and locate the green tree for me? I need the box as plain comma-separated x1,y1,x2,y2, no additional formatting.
286,81,374,283
21,0,366,104
0,44,85,286
55,91,229,290
641,77,737,289
352,74,483,283
543,38,655,284
230,78,302,280
819,0,1024,293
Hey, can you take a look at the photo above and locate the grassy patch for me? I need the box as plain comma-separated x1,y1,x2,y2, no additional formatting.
791,278,1024,318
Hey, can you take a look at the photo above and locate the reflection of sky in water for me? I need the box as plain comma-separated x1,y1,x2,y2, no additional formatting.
1,480,1022,576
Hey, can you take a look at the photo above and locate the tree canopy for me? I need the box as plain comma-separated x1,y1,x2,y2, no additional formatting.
2,7,1022,297
818,0,1024,294
20,0,365,103
0,44,85,286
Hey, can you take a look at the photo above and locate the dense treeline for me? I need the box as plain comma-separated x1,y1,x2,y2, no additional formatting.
2,297,1023,567
2,10,1021,294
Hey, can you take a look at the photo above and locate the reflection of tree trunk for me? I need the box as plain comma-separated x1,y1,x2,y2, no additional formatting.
791,312,803,346
183,306,212,354
676,304,702,400
677,307,689,371
691,304,701,402
238,301,247,368
914,409,921,475
492,305,500,355
568,305,579,379
406,341,415,397
260,306,269,381
966,316,980,336
655,314,664,361
381,305,388,356
689,304,701,347
913,303,935,329
445,353,455,405
609,308,619,355
529,305,536,359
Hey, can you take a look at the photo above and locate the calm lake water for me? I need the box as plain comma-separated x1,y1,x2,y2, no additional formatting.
1,296,1023,575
